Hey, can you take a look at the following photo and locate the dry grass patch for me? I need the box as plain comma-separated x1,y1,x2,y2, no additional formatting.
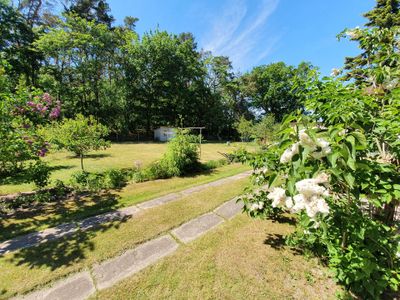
93,215,341,300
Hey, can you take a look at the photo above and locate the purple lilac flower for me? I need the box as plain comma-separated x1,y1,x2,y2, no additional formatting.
42,93,52,105
36,103,43,112
38,148,48,157
40,106,48,115
49,106,61,119
27,101,36,107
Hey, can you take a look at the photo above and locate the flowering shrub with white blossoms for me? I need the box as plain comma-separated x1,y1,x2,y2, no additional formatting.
239,5,400,297
241,116,399,298
240,44,400,299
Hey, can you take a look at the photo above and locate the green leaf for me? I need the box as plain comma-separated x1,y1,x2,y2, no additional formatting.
351,131,367,150
347,157,356,171
344,173,355,188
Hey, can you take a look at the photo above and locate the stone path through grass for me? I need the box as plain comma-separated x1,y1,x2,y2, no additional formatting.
0,171,251,255
13,197,244,300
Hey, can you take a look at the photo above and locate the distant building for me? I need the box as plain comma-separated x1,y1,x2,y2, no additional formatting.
154,127,176,142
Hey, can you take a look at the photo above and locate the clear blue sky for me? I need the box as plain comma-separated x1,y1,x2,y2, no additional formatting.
108,0,375,75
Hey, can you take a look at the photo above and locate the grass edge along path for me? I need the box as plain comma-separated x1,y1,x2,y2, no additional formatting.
9,195,341,300
1,177,250,299
93,214,342,300
1,164,250,241
0,170,251,255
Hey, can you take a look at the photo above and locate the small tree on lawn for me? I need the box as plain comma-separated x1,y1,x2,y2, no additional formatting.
253,114,277,145
235,116,254,142
48,114,110,171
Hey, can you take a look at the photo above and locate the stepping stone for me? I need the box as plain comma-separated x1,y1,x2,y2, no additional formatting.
171,213,224,243
0,223,77,255
179,185,207,196
214,198,243,219
78,206,140,231
92,235,178,290
137,193,180,209
14,272,95,300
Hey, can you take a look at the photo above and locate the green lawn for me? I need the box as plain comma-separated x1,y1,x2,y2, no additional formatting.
0,163,250,241
93,215,342,300
0,142,254,195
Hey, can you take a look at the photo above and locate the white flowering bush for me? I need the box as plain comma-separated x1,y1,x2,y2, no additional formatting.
241,22,400,299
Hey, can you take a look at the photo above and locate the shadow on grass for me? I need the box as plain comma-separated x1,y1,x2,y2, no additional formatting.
264,233,286,250
7,213,130,271
0,192,123,242
0,206,130,297
270,214,297,226
0,165,74,186
66,153,111,159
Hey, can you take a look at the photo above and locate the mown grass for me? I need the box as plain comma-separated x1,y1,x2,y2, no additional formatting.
0,142,254,195
0,163,250,241
93,215,342,300
0,177,250,299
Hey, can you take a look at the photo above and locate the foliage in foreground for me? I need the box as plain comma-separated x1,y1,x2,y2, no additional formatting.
241,5,400,298
0,67,60,188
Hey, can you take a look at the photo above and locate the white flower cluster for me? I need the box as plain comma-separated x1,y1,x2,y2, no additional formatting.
280,142,300,163
280,129,331,163
291,175,330,218
267,173,330,219
267,187,291,208
248,201,264,212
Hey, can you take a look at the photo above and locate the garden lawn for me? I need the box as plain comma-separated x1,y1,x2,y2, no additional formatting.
0,163,250,241
0,142,254,195
0,177,250,299
93,214,342,300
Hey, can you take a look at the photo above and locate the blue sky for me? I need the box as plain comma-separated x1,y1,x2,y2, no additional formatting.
108,0,375,75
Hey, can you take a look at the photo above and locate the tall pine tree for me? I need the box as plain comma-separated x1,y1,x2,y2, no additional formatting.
343,0,400,84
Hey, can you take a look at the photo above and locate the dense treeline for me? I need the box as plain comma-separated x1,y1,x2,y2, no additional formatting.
1,0,313,139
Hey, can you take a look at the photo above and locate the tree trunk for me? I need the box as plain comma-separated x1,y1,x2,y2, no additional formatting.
80,154,85,171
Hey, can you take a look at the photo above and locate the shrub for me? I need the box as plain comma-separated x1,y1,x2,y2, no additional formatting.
70,168,131,191
162,129,200,176
52,179,70,198
70,171,106,193
240,20,400,298
104,169,129,189
202,159,228,170
28,160,51,189
134,130,201,182
230,147,251,163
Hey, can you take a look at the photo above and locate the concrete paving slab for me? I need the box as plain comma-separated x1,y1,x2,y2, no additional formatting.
14,272,95,300
214,198,243,219
171,213,224,243
0,223,77,255
78,206,140,231
92,235,178,290
137,193,180,209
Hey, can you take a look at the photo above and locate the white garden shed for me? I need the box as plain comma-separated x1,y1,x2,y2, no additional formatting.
154,126,176,142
